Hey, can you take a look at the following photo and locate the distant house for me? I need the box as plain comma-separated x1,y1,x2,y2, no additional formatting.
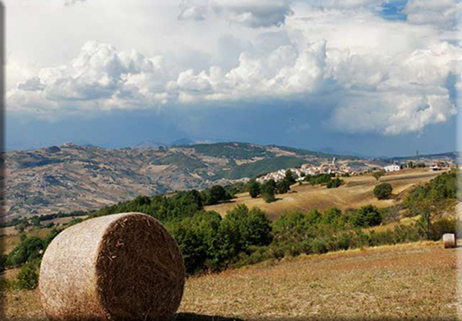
384,164,400,172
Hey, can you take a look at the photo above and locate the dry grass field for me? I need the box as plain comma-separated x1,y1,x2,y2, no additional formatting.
3,241,458,320
206,169,444,220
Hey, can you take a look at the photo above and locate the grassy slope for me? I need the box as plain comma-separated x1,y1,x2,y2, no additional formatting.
3,242,457,320
206,169,443,220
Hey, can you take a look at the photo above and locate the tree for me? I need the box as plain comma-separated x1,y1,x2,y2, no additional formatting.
261,181,276,203
326,178,343,189
206,185,231,205
284,170,297,185
248,180,261,198
374,183,393,200
276,179,291,194
351,205,382,227
17,261,40,290
372,170,386,181
7,236,45,267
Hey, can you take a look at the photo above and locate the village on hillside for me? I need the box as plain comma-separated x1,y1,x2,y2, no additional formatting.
256,156,456,183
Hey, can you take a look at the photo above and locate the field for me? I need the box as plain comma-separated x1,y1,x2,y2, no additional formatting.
3,241,458,320
206,169,444,220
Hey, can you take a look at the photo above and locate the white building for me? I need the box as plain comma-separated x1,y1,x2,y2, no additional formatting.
384,164,400,172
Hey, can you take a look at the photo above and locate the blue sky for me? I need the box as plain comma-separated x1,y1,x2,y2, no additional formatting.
5,0,461,157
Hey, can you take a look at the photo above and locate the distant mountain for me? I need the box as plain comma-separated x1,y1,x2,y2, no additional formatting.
315,148,371,159
2,142,356,220
2,142,456,220
170,138,194,146
132,141,166,149
389,151,460,161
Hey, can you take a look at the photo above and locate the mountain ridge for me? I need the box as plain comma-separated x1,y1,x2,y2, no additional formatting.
2,142,458,220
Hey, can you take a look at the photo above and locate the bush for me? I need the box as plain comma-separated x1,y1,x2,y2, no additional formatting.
326,178,343,189
205,185,232,205
261,180,276,203
248,180,261,198
312,238,328,254
276,179,291,194
350,205,382,228
17,261,40,290
7,236,45,268
429,218,456,241
374,183,393,200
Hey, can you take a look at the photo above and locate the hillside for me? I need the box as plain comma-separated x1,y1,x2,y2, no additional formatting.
4,242,457,320
2,143,360,220
3,142,457,221
205,169,444,220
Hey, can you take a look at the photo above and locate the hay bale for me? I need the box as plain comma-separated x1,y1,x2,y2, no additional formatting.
40,213,185,321
443,233,457,248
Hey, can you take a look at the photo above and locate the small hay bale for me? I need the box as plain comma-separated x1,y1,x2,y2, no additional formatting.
443,233,457,249
40,213,185,321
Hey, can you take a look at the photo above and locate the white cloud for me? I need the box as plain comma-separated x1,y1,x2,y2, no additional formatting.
8,42,171,117
404,0,462,30
5,0,462,135
178,0,293,28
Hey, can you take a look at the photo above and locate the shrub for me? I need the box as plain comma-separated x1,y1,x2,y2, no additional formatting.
429,218,456,241
261,180,276,203
326,178,343,189
17,261,40,290
205,185,232,205
7,236,45,267
374,183,393,200
312,238,328,254
350,205,382,228
248,180,261,198
276,179,291,194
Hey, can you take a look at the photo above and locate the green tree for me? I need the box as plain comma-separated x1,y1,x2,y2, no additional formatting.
248,180,261,198
205,185,231,205
374,183,393,200
276,179,291,194
351,205,382,228
7,236,45,267
261,181,276,203
326,178,343,189
17,261,40,290
372,170,386,181
284,170,297,185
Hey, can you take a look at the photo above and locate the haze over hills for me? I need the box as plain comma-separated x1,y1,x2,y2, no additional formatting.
2,141,459,220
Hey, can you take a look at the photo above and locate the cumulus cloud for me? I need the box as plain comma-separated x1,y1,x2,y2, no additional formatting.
8,42,171,117
329,42,461,134
404,0,462,30
6,0,462,135
178,0,293,28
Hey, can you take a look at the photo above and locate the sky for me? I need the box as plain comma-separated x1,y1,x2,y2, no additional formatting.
4,0,462,157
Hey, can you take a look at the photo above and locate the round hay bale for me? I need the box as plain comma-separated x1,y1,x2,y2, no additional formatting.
443,233,457,249
40,213,185,321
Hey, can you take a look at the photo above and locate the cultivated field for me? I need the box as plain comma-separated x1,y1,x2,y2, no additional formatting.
206,169,444,220
3,241,458,320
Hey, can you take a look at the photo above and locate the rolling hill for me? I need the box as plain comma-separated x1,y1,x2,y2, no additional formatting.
2,141,457,221
2,142,356,220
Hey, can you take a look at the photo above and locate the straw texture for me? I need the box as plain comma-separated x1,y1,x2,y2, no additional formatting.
443,233,456,249
39,213,185,321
